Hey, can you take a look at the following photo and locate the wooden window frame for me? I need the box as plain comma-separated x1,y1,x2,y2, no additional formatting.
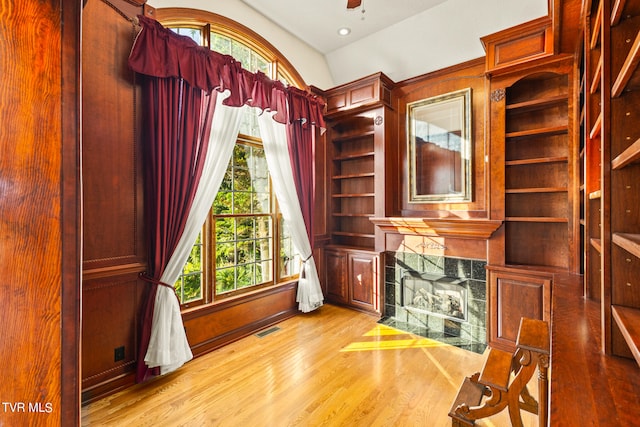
157,10,306,309
155,8,306,88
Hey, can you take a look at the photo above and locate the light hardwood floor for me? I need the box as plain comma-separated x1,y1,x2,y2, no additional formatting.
82,304,537,426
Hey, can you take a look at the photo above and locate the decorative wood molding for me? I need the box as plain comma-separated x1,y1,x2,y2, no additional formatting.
370,217,503,239
323,72,394,117
83,262,147,281
481,16,554,74
491,88,506,102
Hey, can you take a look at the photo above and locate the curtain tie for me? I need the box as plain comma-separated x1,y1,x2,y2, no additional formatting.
299,254,313,279
139,273,173,289
139,273,181,302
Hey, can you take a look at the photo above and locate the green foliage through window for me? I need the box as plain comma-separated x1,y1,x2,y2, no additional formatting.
167,21,302,308
214,143,273,295
174,233,203,304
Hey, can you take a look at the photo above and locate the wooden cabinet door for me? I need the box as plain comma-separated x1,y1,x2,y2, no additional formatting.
348,252,378,312
488,266,552,352
324,249,348,304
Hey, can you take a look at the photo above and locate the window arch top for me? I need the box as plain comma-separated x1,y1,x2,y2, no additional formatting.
155,7,305,88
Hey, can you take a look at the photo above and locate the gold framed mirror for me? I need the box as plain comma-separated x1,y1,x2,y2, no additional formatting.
407,88,472,203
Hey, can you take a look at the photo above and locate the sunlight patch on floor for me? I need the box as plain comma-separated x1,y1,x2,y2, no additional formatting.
362,324,411,336
340,324,447,352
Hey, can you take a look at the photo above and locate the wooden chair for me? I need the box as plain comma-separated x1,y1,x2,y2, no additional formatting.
448,317,550,427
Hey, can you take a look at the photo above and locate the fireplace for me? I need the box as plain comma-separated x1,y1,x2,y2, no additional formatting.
380,252,487,354
402,274,468,322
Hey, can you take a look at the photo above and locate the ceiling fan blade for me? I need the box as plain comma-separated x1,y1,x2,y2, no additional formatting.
347,0,362,9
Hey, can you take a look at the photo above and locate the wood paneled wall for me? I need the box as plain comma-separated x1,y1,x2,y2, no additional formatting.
0,0,81,425
395,58,488,222
373,58,492,263
81,0,148,402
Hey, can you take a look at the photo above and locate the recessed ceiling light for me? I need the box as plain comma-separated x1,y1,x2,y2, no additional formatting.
337,27,351,36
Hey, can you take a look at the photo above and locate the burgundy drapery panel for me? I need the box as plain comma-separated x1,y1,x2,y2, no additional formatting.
285,94,315,246
129,15,325,381
135,74,217,383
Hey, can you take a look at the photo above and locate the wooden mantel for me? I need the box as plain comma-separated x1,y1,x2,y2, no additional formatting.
370,217,503,239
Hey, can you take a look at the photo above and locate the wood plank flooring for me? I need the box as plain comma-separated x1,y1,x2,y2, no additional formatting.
550,273,640,426
82,304,536,426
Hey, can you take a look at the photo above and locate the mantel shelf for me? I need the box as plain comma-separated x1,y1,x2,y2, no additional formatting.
612,138,640,169
612,30,640,98
612,233,640,259
369,217,503,239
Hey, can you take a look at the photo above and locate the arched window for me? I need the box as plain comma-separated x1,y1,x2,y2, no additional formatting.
156,9,306,308
157,8,305,87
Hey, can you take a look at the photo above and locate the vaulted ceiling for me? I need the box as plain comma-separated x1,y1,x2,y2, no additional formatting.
238,0,551,85
241,0,449,54
150,0,583,88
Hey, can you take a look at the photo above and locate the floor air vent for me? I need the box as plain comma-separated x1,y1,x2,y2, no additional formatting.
255,326,280,338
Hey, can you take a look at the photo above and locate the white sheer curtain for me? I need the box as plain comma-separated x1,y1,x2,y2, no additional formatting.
144,91,245,375
258,111,324,313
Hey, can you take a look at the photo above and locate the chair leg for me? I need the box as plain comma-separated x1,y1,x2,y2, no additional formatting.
537,356,549,427
507,398,525,427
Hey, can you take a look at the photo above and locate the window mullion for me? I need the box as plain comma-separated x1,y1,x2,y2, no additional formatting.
203,23,211,49
205,213,214,304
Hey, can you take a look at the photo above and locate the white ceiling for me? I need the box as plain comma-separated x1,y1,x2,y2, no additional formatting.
150,0,550,88
241,0,448,54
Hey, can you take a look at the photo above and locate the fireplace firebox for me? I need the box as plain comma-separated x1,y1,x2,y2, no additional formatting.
380,252,487,354
402,274,468,322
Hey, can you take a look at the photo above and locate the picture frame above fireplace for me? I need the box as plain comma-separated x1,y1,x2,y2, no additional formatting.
407,88,472,203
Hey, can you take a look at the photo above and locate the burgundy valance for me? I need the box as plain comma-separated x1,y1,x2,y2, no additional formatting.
129,15,325,128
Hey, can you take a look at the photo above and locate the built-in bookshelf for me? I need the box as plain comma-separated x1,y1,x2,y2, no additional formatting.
483,15,576,350
503,72,571,269
609,0,640,365
582,0,640,366
329,116,377,249
584,0,604,303
320,73,394,314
